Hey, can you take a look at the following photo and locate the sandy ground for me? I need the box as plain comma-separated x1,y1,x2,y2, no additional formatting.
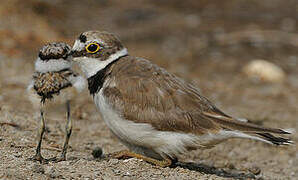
0,0,298,179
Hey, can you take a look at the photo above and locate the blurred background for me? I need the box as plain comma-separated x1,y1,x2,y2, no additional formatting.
0,0,297,179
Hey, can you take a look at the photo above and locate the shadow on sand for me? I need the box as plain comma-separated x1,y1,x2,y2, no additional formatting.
173,161,257,179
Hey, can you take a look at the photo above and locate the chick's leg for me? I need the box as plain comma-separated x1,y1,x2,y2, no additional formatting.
60,100,73,160
49,100,72,162
27,107,47,163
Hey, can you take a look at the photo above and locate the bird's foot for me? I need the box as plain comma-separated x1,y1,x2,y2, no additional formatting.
27,154,49,164
46,155,66,163
108,150,133,160
107,150,172,167
27,153,67,163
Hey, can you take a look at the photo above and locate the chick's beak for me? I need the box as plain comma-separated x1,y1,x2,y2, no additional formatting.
69,50,75,56
70,50,80,59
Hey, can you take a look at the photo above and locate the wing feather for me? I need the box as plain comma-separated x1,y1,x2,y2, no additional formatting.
102,56,291,145
103,57,222,135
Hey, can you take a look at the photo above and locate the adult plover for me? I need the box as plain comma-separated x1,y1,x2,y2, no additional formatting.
27,42,86,163
71,31,291,167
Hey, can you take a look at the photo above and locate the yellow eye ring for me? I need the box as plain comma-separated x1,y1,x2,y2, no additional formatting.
86,43,100,53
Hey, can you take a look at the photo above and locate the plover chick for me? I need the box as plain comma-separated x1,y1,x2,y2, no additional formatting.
27,42,86,163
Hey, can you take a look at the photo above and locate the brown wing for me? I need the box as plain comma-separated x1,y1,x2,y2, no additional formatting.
103,57,226,135
103,56,290,137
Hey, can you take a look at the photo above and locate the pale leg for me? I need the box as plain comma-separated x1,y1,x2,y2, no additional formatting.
49,100,72,162
27,105,47,163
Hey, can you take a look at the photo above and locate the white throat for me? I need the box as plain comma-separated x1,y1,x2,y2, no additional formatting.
73,48,128,78
35,58,71,73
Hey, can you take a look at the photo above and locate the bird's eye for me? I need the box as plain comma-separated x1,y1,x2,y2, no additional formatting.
86,43,100,53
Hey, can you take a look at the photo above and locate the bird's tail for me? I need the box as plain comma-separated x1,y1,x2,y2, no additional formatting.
203,112,293,145
255,132,292,145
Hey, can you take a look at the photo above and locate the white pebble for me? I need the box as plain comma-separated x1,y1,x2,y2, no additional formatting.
243,59,286,83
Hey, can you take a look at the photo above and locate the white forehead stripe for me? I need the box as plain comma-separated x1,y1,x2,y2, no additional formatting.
35,58,71,73
73,48,128,78
72,40,85,51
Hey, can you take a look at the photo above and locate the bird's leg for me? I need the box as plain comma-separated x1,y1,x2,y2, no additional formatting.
60,100,73,160
27,107,47,163
49,100,72,162
108,150,172,167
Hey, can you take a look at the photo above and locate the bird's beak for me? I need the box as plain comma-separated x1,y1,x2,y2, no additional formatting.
68,50,76,62
71,40,86,62
69,50,75,56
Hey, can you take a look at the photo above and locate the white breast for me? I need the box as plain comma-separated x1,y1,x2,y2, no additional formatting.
93,88,203,159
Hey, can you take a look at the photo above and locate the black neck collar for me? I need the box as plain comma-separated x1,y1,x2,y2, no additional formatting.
87,54,128,95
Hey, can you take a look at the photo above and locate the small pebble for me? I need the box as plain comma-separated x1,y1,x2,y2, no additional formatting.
92,147,103,158
249,166,261,175
32,164,45,174
109,159,119,165
225,162,235,169
14,152,22,158
48,167,61,178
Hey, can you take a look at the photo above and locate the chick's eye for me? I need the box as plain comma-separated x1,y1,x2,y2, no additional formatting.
86,43,100,53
